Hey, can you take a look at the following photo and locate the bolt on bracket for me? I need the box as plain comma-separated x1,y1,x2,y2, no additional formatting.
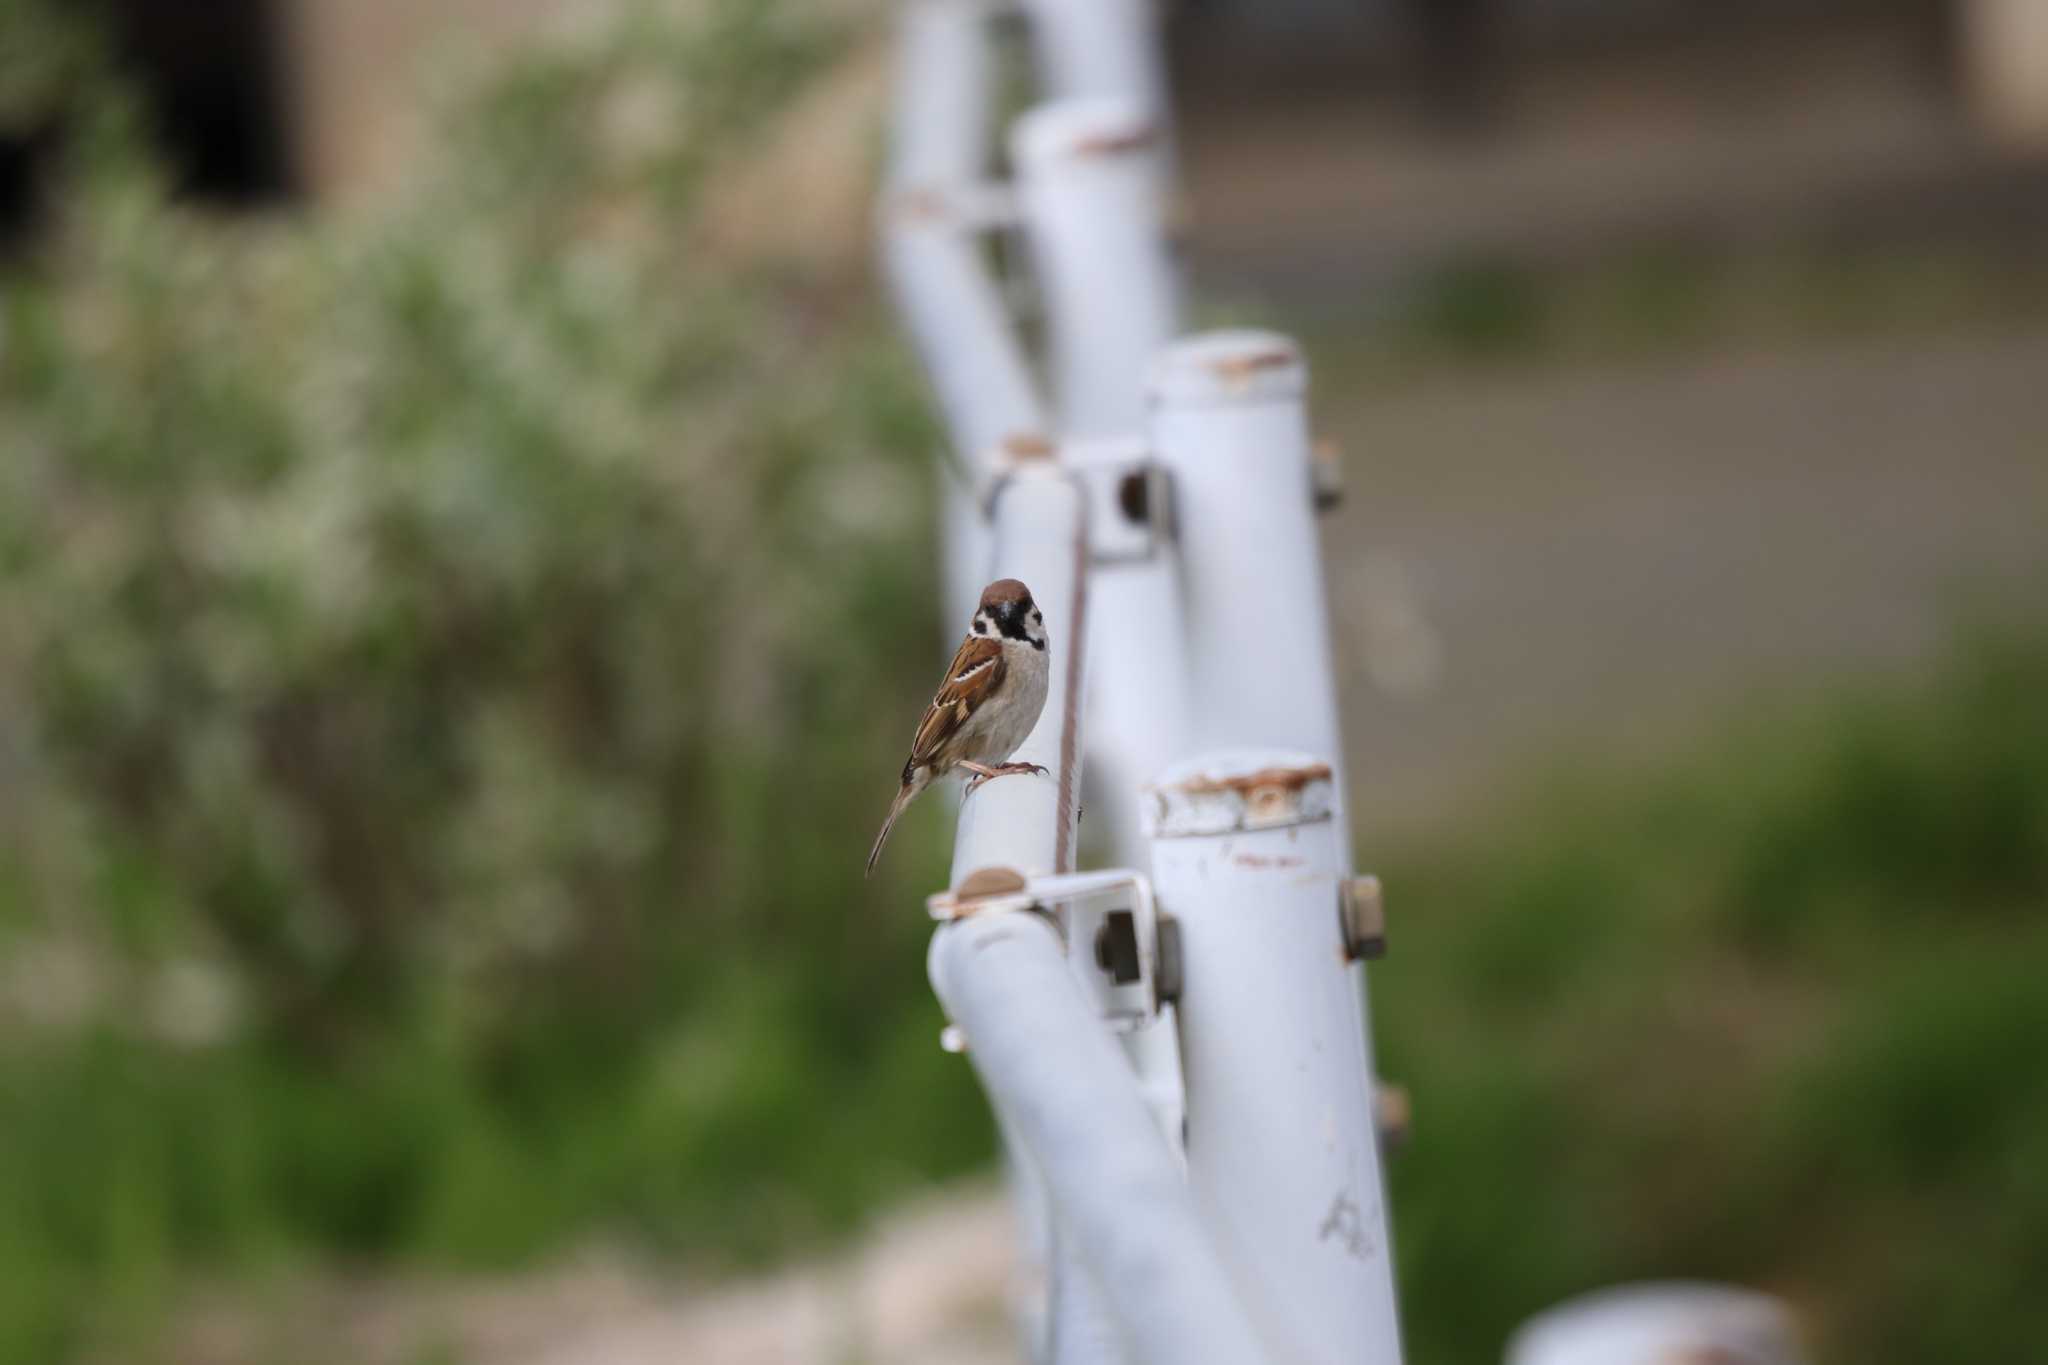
929,867,1168,1035
1312,437,1345,512
1375,1083,1412,1152
1339,874,1387,961
1071,438,1175,565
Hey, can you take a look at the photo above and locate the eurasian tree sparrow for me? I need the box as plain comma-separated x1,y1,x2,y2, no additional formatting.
866,578,1051,877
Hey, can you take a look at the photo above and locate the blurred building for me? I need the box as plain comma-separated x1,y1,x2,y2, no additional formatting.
42,0,2048,215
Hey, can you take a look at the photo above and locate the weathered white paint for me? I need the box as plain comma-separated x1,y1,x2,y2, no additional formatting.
1147,751,1403,1365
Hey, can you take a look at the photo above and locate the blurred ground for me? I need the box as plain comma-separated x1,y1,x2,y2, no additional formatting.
1323,323,2048,843
157,1190,1018,1365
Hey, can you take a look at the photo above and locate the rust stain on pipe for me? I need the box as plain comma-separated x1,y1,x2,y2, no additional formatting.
1206,345,1298,390
1001,431,1056,461
1071,121,1160,157
1172,763,1331,797
1231,852,1306,870
953,866,1028,901
889,185,953,222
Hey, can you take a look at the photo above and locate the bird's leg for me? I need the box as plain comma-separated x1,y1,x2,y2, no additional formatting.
959,758,1048,793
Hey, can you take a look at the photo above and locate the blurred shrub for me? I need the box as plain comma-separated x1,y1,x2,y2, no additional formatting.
1377,634,2048,1365
0,2,985,1358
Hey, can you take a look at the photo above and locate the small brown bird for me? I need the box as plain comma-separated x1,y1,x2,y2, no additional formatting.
866,578,1051,877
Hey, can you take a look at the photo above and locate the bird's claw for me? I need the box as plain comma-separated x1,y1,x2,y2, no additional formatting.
964,761,1049,794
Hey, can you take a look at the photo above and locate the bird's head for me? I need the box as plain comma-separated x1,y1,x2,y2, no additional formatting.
972,578,1046,651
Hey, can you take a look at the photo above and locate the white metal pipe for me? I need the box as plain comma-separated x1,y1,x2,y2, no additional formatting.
945,455,1091,1364
888,0,999,189
885,7,1058,1347
1010,94,1192,1159
1048,1238,1131,1365
1146,751,1404,1365
1011,97,1178,440
884,0,1048,631
1507,1283,1807,1365
1146,332,1351,844
882,223,1045,470
1018,0,1169,113
948,459,1089,885
928,909,1276,1365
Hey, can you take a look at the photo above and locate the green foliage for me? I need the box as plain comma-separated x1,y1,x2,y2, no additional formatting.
0,2,986,1357
1375,634,2048,1365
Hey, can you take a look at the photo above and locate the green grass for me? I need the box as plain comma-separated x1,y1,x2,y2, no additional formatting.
1375,633,2048,1364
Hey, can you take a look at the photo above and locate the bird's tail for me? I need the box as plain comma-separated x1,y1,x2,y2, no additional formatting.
865,773,924,878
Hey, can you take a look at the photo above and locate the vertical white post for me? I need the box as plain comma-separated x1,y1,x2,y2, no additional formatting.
1146,752,1404,1365
1011,96,1178,439
1011,93,1192,1162
883,7,1057,1347
944,454,1116,1365
949,456,1089,885
1146,332,1351,850
1018,0,1170,115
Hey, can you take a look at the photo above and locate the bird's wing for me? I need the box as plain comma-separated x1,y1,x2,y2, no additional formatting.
909,634,1006,769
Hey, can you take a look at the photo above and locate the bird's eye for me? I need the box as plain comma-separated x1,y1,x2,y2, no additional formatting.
1031,610,1042,623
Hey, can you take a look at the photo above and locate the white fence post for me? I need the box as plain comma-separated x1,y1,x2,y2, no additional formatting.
1011,96,1178,438
1010,90,1193,1168
1146,752,1404,1365
1146,331,1353,853
1016,0,1170,115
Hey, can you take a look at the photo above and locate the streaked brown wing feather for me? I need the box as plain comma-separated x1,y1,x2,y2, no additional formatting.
909,634,1005,770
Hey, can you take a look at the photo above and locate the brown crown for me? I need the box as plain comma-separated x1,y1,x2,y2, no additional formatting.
979,578,1033,609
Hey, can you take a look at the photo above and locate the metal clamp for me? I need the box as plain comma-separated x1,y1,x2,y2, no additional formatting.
973,438,1177,567
1071,438,1175,565
930,867,1168,1033
1339,875,1387,961
1312,437,1345,512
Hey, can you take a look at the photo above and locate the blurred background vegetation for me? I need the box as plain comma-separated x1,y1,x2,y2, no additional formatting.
1,3,991,1359
1,0,2045,1362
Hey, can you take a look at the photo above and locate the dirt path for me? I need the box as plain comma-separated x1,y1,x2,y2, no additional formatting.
162,1189,1019,1365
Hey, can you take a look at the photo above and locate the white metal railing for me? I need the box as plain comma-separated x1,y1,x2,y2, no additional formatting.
880,10,1817,1364
881,4,1402,1363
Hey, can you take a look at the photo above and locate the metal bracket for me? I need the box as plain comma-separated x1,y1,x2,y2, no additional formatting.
930,867,1167,1032
1339,875,1387,961
974,439,1177,567
1312,437,1345,512
1071,438,1175,565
